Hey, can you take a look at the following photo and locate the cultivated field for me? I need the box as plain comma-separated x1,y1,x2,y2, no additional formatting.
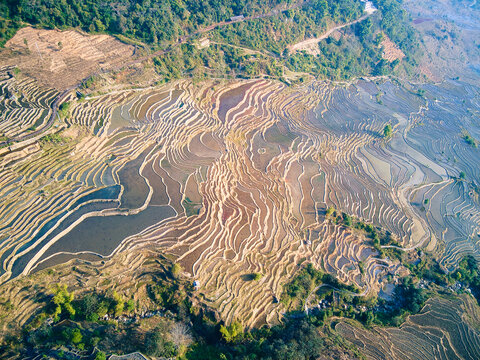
2,27,136,90
336,295,480,359
1,59,479,329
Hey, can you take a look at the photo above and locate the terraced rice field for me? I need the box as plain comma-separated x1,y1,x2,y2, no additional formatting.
336,296,480,359
0,66,57,139
0,64,479,326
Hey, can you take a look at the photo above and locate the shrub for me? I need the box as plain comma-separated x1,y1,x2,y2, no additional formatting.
383,124,392,138
219,321,243,343
52,284,75,321
252,272,263,281
95,351,106,360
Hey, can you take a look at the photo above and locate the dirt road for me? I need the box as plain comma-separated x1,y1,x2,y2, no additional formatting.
289,6,376,53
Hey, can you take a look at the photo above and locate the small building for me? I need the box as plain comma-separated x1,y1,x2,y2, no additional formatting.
230,15,245,22
193,280,200,289
364,1,377,14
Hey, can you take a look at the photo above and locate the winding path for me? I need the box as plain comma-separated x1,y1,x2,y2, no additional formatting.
289,7,376,53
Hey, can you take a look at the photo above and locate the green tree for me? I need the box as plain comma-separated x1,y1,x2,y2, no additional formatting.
71,328,83,344
144,330,177,357
342,212,352,227
112,291,124,316
126,299,135,312
253,272,263,281
383,124,393,138
61,327,83,345
95,351,106,360
326,206,334,216
171,263,182,278
219,320,243,343
52,284,75,321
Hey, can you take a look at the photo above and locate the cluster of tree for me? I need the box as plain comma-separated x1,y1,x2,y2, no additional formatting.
369,254,480,326
219,320,244,343
2,0,421,82
7,265,361,359
208,0,400,81
325,206,352,225
406,253,448,285
282,271,427,329
278,260,423,328
373,0,422,69
383,123,392,138
1,0,293,47
187,317,362,359
7,253,480,359
40,133,66,144
282,211,448,328
143,325,177,358
11,279,182,357
373,276,427,326
152,43,283,82
211,0,363,56
281,263,359,309
26,285,135,332
24,314,178,359
77,290,135,321
451,255,480,303
325,206,402,259
0,1,20,46
462,132,478,148
52,284,75,320
58,101,71,119
147,273,189,314
393,276,427,313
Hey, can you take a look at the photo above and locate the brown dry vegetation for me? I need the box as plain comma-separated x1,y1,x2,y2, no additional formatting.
1,27,136,90
404,0,480,82
0,249,188,336
380,36,405,62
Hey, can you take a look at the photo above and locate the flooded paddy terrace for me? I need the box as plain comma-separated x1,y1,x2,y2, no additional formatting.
0,69,479,326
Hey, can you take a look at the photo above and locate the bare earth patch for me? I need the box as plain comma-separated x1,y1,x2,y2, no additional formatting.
381,36,405,62
2,27,135,90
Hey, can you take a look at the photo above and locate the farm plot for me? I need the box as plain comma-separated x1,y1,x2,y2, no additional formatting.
1,73,480,329
336,296,480,360
0,66,57,140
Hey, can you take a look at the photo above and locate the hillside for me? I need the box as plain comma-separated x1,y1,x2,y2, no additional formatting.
1,0,421,83
0,0,480,359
